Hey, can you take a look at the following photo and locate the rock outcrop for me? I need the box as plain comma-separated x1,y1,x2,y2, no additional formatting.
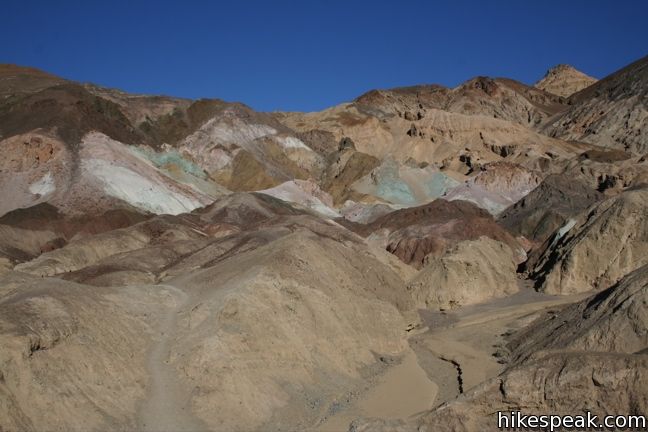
443,161,541,215
417,353,648,432
510,264,648,360
498,174,603,243
529,188,648,294
407,237,519,309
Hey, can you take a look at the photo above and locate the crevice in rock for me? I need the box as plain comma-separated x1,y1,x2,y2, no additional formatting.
439,356,464,394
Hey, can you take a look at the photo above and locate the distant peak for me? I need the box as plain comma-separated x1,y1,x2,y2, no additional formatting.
543,64,582,77
535,64,597,98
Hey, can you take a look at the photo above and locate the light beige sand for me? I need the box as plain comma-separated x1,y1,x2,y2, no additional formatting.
317,351,438,431
318,288,589,431
414,291,590,397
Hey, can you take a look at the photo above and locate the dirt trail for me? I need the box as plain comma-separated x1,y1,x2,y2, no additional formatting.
138,284,206,432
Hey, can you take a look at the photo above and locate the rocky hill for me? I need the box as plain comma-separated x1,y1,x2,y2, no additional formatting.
534,64,597,97
0,55,647,431
541,55,648,154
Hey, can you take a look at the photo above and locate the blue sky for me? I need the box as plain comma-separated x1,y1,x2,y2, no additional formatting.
2,0,647,111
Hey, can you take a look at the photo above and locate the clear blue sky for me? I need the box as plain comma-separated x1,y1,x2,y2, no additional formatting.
2,0,647,112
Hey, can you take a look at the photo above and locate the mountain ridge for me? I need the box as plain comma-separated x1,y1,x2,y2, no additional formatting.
1,54,647,432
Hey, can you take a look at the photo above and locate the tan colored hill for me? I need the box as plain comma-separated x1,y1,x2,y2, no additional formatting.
352,76,565,127
541,55,648,154
407,237,519,310
534,64,597,97
0,275,159,431
275,73,587,201
0,192,418,431
273,73,594,217
529,188,648,294
561,148,648,195
276,94,580,171
1,56,648,432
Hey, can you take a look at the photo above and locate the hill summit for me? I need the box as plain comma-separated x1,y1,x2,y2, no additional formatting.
534,63,597,97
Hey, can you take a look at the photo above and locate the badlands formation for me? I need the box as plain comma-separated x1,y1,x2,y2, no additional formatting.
0,55,647,431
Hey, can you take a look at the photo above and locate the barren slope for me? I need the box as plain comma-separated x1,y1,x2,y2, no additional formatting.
529,188,648,294
1,56,647,432
542,55,648,154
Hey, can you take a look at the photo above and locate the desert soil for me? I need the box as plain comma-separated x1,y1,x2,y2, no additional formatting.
316,280,587,431
137,284,207,432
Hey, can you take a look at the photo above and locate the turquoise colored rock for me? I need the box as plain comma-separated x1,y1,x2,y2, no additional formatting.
133,147,206,179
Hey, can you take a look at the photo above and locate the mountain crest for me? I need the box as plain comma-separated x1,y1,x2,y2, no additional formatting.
535,63,597,97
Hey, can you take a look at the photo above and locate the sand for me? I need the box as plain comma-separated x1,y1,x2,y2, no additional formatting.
315,279,587,431
316,351,438,432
